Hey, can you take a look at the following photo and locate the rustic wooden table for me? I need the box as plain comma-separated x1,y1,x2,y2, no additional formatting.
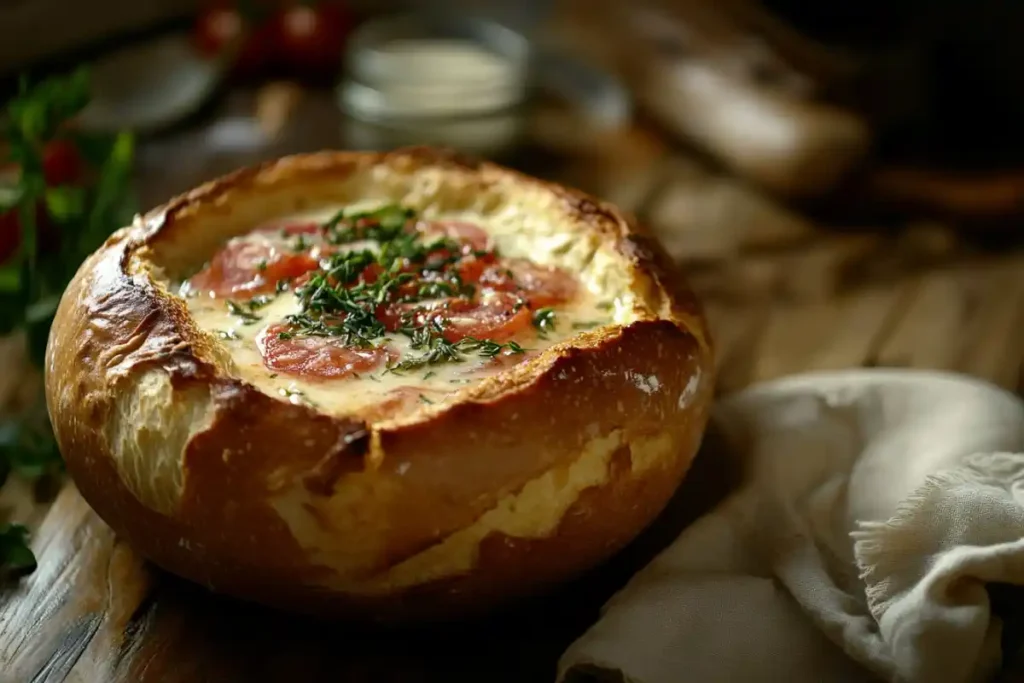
1,85,1022,683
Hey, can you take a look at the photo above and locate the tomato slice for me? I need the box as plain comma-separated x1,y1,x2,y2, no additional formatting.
187,238,319,297
257,323,395,379
440,292,531,341
379,290,531,342
480,259,577,307
392,292,529,342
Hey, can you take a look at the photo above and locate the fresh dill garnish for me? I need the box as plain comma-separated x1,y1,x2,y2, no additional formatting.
226,300,261,323
388,335,524,373
292,234,309,252
248,294,275,310
268,203,539,371
423,370,436,380
256,259,268,271
417,280,456,298
532,308,556,335
419,394,434,404
325,204,415,239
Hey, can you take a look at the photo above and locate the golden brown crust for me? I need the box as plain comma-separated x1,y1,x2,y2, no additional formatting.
45,147,715,621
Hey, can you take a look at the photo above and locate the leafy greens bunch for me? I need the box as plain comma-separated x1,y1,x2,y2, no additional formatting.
0,67,135,579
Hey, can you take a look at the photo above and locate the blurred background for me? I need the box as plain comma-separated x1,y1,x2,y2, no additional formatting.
2,0,1024,393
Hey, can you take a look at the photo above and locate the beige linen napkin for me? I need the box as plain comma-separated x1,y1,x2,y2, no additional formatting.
559,369,1024,683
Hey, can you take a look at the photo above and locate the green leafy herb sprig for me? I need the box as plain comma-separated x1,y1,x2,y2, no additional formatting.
0,68,136,580
284,204,524,368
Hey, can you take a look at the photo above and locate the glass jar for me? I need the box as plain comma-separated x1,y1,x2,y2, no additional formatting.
338,14,532,159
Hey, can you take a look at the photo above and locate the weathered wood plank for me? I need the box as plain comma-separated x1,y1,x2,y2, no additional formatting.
872,254,1024,385
751,285,907,383
0,485,153,683
954,258,1024,390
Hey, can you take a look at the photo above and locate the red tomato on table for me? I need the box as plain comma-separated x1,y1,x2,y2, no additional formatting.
192,2,276,75
271,2,352,73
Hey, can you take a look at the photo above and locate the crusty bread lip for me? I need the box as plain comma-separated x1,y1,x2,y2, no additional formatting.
45,146,715,621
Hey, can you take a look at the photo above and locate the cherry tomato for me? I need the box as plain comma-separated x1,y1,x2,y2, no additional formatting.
272,2,352,74
193,5,243,56
187,237,319,297
258,323,395,379
193,3,274,75
41,139,83,187
480,259,577,307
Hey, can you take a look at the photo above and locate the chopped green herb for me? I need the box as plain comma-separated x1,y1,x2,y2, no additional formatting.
325,203,415,238
423,370,436,380
596,301,614,311
389,335,523,373
418,394,434,404
226,300,261,323
533,307,557,334
506,341,527,354
265,203,539,372
256,259,268,272
247,294,275,311
0,68,135,584
268,373,279,379
214,329,240,340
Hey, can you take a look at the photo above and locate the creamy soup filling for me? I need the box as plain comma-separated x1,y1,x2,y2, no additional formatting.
176,203,616,419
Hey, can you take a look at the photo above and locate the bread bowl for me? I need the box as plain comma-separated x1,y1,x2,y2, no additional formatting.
44,147,714,620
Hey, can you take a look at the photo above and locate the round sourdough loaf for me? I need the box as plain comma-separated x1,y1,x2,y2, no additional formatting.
45,147,714,620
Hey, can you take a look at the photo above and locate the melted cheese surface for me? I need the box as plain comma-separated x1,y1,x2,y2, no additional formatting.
178,206,625,420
